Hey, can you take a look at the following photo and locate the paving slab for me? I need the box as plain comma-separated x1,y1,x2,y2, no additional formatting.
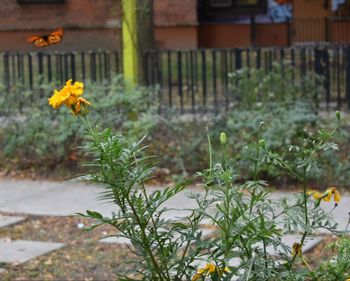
0,178,199,217
99,236,132,245
0,238,64,264
0,178,117,216
0,215,25,228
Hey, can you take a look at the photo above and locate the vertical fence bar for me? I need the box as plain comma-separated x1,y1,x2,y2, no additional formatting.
47,54,52,83
223,50,229,110
11,54,16,86
143,52,149,86
157,51,163,114
256,48,261,69
103,51,109,81
190,50,195,114
300,47,306,93
115,51,120,74
64,53,69,81
106,51,111,82
71,52,76,81
167,51,172,108
81,52,86,81
346,46,350,109
193,50,198,101
28,53,33,92
264,50,268,73
268,49,273,71
201,49,207,112
280,48,285,77
37,52,44,98
246,48,250,76
90,52,96,82
3,52,10,91
57,53,63,84
212,49,218,114
17,53,23,112
336,47,341,109
16,53,21,83
324,48,330,110
177,51,183,114
291,48,295,83
235,49,242,70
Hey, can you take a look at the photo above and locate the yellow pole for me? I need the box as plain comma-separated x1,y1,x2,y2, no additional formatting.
122,0,138,86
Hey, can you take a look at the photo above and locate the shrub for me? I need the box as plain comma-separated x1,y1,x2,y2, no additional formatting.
0,77,159,174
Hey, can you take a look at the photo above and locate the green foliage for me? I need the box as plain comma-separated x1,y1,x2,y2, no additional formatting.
77,110,346,281
228,63,323,108
0,76,159,172
308,237,350,281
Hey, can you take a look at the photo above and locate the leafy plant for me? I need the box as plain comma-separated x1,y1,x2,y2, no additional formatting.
68,88,345,280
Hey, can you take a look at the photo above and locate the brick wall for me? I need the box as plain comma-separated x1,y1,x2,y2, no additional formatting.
0,0,121,30
0,0,198,51
154,0,197,26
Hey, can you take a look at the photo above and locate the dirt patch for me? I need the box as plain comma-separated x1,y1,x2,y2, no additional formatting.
0,214,131,281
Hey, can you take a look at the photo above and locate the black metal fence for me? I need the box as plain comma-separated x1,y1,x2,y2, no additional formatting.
1,50,122,91
1,47,350,115
144,46,350,114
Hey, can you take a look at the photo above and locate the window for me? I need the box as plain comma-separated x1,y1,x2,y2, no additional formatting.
198,0,267,21
210,0,232,7
236,0,259,6
17,0,64,4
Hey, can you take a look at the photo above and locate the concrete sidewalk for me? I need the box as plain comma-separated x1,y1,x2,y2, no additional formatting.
0,178,349,231
0,178,197,218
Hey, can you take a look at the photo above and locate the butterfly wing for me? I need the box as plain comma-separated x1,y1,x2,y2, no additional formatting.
26,35,48,48
47,28,64,45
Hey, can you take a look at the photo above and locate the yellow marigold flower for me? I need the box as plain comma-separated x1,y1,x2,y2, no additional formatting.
323,187,341,203
307,187,341,203
307,190,324,200
292,242,302,257
48,79,91,115
192,263,230,281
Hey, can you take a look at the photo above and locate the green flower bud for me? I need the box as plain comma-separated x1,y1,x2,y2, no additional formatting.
336,111,341,121
259,139,265,148
220,132,227,145
259,121,265,129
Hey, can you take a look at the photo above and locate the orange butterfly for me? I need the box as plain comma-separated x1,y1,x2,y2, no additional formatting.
26,28,64,48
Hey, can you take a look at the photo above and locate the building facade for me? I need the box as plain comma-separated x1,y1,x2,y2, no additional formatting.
0,0,349,51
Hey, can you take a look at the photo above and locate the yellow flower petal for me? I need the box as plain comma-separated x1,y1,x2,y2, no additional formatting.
326,187,341,203
48,80,89,116
333,190,341,203
312,192,324,200
48,89,70,109
192,263,229,281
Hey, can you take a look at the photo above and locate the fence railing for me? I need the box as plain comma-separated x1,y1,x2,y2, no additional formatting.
144,46,350,114
1,46,350,115
1,50,122,92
